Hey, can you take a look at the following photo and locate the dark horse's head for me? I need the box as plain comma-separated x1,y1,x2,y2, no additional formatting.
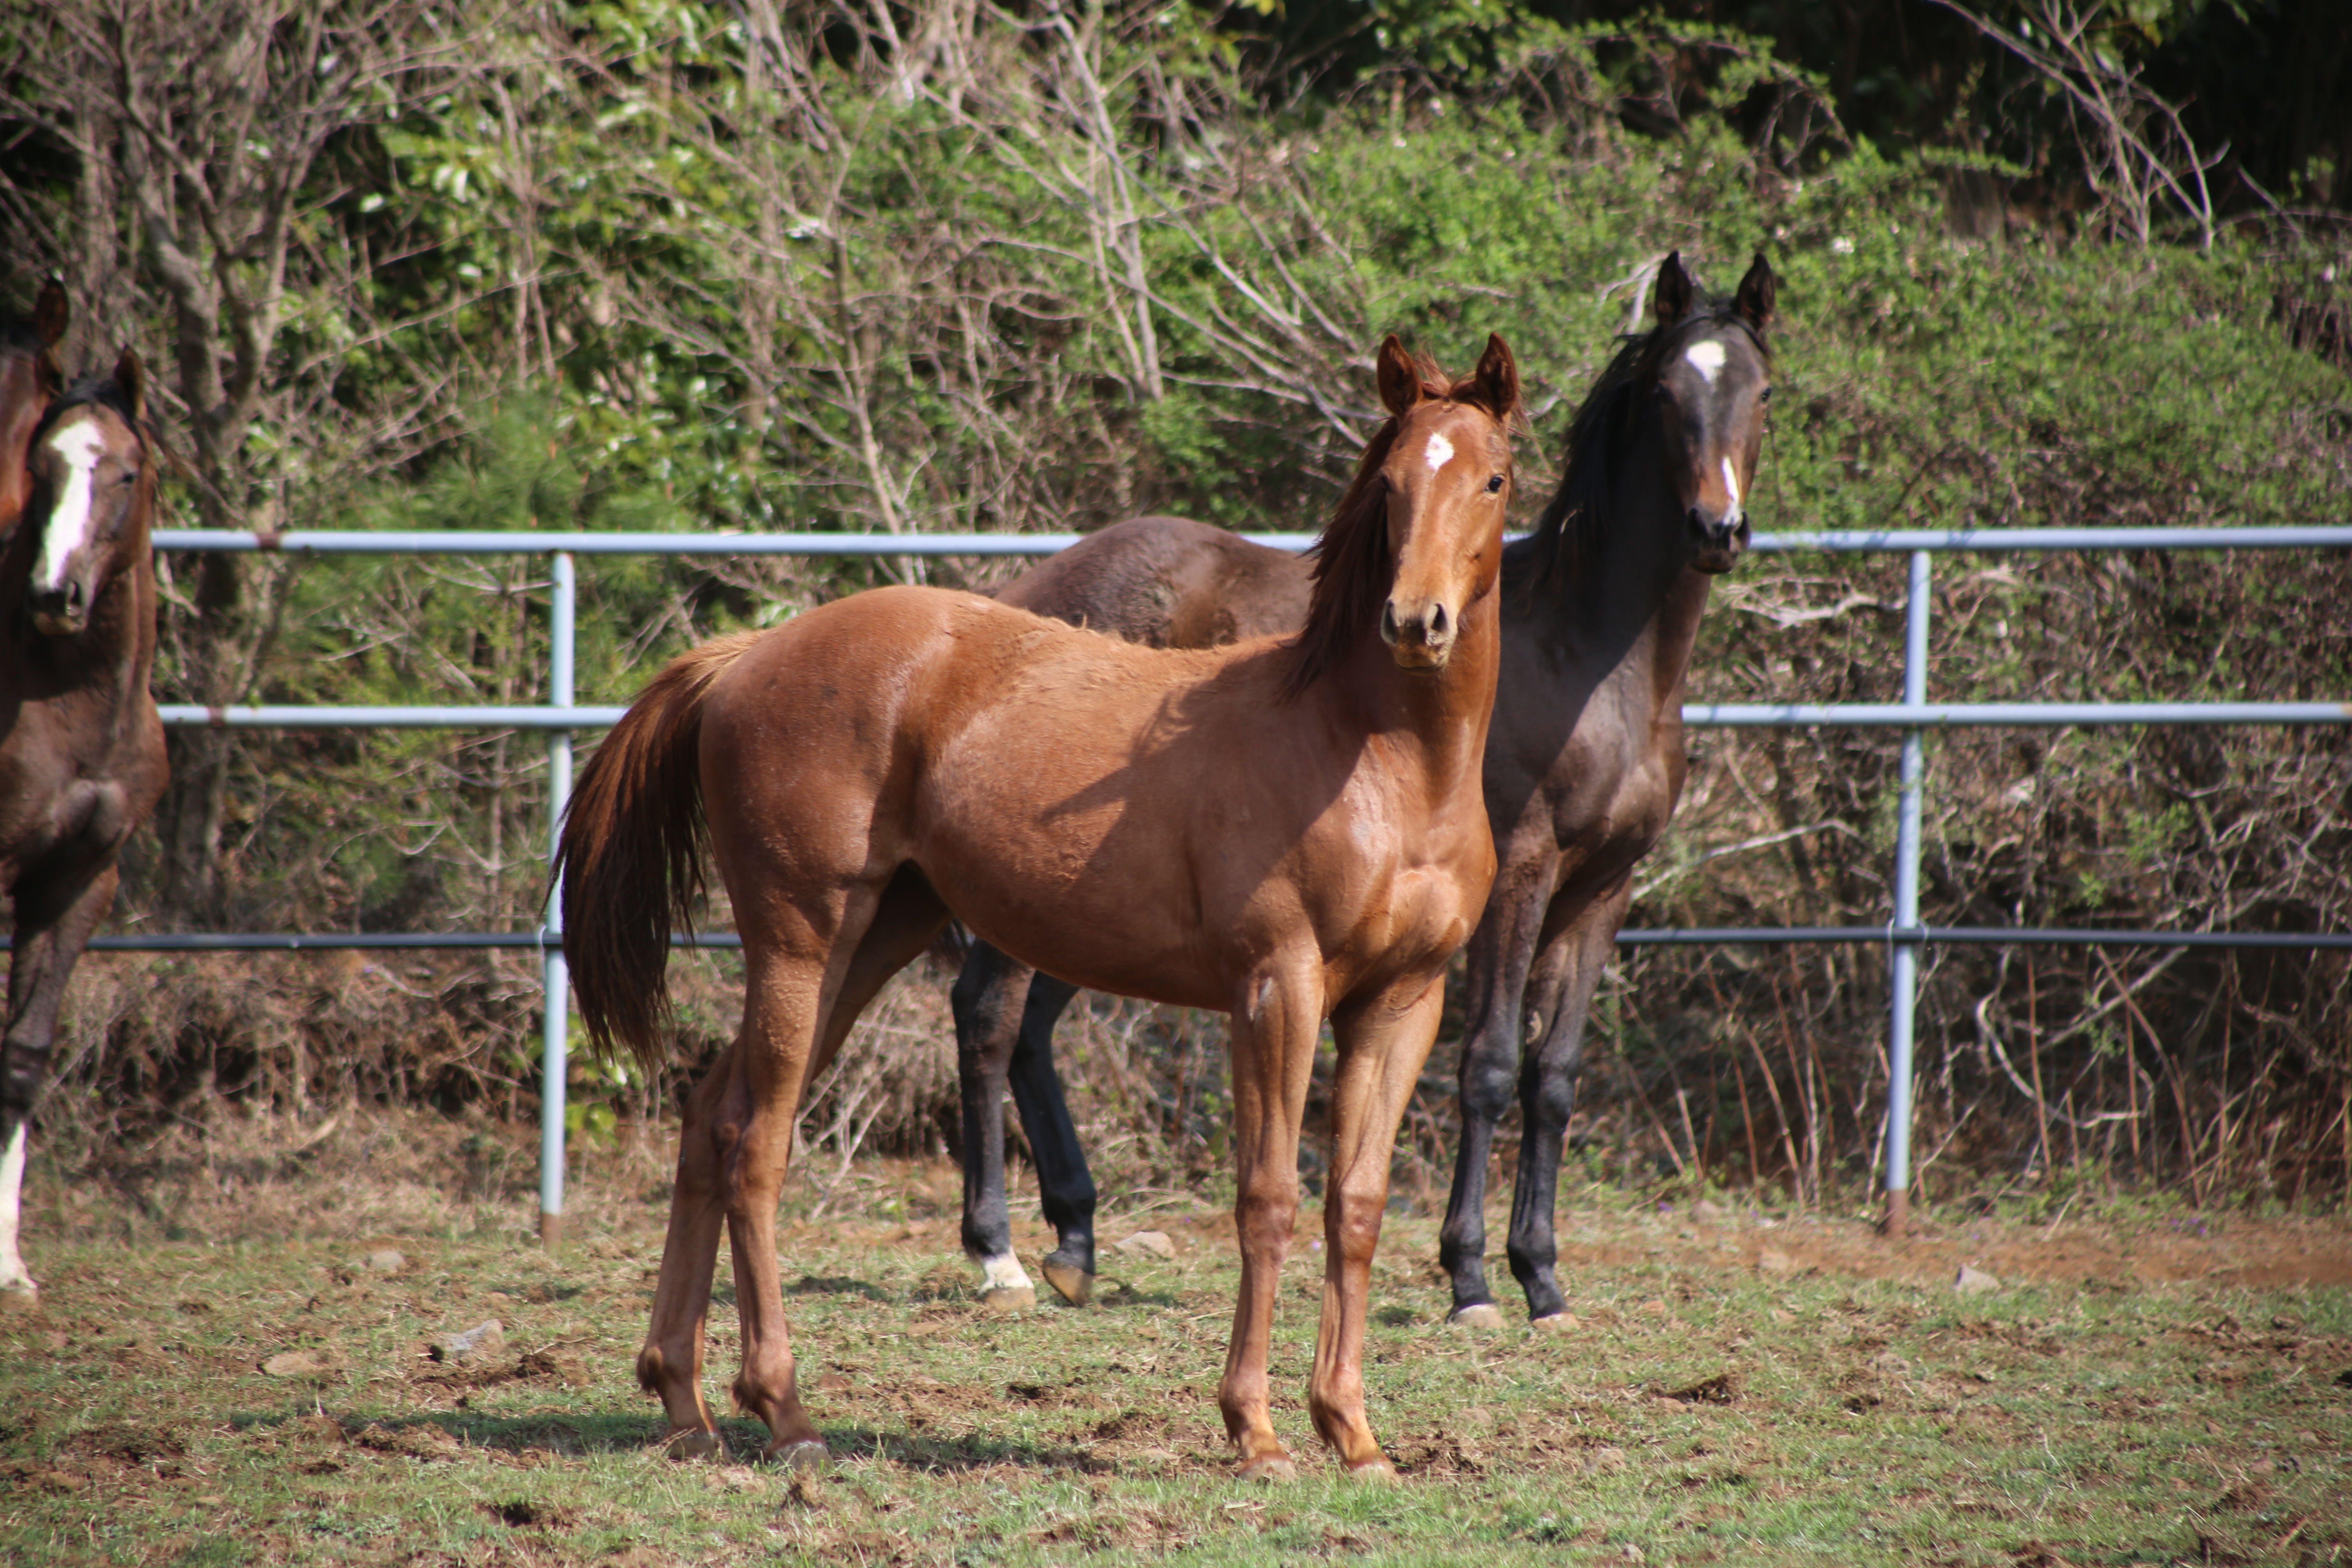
1649,252,1774,571
22,350,152,638
1526,251,1775,588
1,279,69,533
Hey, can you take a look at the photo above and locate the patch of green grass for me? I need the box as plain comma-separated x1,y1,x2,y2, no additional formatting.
3,1188,2348,1566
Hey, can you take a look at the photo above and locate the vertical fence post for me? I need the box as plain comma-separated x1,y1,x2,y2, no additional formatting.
540,552,575,1250
1884,548,1930,1238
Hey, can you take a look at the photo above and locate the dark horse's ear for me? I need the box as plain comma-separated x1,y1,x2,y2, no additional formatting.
1652,252,1695,327
1375,336,1427,417
1467,333,1519,423
1734,252,1776,332
34,278,68,349
112,348,146,425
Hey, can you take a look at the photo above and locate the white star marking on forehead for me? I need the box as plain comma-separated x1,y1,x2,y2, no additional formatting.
1424,432,1454,473
1684,340,1727,385
35,419,108,595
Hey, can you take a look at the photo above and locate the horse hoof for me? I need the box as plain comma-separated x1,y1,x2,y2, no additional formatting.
1235,1451,1297,1483
0,1283,39,1316
1448,1303,1503,1329
981,1284,1036,1313
1345,1456,1399,1482
1530,1311,1579,1332
766,1437,828,1473
1041,1256,1094,1306
662,1427,728,1462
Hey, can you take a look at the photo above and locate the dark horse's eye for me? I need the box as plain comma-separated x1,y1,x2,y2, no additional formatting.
1760,386,1774,403
1485,474,1504,494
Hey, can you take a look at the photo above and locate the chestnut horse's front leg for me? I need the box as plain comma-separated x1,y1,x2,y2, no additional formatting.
1217,963,1323,1480
1311,976,1447,1475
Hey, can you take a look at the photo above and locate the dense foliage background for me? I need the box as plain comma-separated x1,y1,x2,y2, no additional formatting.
2,0,2347,1214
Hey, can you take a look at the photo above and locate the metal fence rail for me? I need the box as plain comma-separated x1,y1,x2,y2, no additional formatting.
107,523,2352,1241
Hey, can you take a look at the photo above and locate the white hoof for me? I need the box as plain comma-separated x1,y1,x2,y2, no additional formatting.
1448,1303,1504,1330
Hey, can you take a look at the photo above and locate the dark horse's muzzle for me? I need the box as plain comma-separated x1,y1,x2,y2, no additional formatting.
1688,507,1750,574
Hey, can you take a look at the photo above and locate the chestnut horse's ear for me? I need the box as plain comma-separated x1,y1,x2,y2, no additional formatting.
1376,335,1424,417
34,278,68,349
1734,252,1776,333
1468,333,1519,423
1652,252,1694,326
112,348,146,425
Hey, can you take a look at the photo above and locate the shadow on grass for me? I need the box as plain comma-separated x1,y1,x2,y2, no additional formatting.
790,1274,891,1301
230,1409,665,1455
818,1423,1114,1474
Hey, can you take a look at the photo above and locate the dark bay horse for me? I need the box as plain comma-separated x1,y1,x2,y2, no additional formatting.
0,353,169,1306
560,336,1518,1478
951,254,1775,1327
0,282,69,541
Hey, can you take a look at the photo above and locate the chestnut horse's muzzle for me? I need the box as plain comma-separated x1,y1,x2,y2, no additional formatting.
28,578,87,637
1381,596,1455,670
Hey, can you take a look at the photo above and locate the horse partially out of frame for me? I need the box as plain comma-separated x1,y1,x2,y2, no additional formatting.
0,281,69,542
0,352,169,1306
949,254,1775,1327
559,336,1519,1478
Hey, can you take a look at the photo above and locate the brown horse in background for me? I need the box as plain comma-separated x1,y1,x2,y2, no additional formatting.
949,254,1775,1327
0,352,169,1306
559,336,1520,1478
0,282,69,541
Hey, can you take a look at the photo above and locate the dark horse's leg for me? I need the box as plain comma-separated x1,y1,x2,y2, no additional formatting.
1502,880,1631,1325
1006,970,1095,1302
1437,857,1558,1325
2,860,120,1307
951,942,1096,1306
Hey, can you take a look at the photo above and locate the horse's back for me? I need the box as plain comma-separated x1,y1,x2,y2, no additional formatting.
996,516,1308,650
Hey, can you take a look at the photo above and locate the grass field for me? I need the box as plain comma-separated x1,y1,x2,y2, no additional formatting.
3,1121,2349,1567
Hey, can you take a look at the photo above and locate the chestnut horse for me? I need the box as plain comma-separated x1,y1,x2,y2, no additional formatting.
0,281,69,541
0,352,169,1306
950,254,1774,1326
559,335,1519,1478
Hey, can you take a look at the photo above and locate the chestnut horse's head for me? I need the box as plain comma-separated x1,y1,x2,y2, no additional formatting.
1286,334,1519,693
23,350,151,639
1645,251,1774,573
0,279,69,534
1373,334,1519,670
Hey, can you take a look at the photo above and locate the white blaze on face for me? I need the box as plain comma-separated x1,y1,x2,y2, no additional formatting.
1423,431,1454,474
0,1122,31,1298
36,419,108,596
1720,456,1745,523
1684,339,1727,386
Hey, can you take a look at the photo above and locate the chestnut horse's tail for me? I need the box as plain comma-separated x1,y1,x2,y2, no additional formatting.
557,630,765,1075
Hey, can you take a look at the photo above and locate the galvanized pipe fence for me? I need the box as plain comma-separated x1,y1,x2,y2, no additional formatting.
80,524,2352,1240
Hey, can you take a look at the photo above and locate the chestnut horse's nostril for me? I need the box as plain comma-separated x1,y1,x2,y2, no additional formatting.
1381,601,1400,644
1428,603,1449,641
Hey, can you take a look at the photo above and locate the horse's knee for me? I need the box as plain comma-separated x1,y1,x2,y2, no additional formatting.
1234,1180,1298,1252
1457,1031,1518,1124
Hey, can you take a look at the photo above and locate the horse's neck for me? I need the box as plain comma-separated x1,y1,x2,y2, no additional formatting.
1539,439,1713,725
1325,604,1498,797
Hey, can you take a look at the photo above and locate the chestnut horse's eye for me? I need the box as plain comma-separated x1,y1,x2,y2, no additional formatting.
1485,474,1504,494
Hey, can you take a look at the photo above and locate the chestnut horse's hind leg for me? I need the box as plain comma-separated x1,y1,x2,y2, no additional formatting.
1,862,121,1307
1217,963,1323,1481
1310,978,1447,1476
724,870,949,1466
638,1045,743,1456
1438,857,1559,1326
1503,882,1630,1325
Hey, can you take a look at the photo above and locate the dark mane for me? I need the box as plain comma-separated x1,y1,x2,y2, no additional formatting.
31,372,145,445
1517,302,1770,597
1280,354,1509,700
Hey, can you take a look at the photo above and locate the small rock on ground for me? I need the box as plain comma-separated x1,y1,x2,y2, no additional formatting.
1955,1264,2002,1295
360,1249,405,1274
431,1319,505,1363
1692,1198,1726,1221
1114,1231,1176,1260
1756,1247,1796,1276
260,1349,337,1379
